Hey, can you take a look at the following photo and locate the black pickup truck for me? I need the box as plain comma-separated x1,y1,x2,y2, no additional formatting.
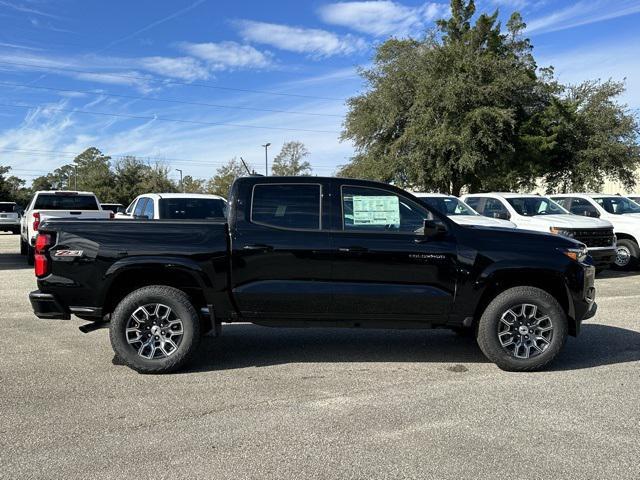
30,176,597,373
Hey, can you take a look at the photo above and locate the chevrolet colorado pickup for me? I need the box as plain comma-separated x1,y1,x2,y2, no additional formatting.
29,177,597,373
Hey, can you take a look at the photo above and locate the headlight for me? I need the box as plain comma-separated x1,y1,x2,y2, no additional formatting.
550,227,574,237
560,245,588,262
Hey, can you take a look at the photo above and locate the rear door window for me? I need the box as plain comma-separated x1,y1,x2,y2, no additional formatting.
33,194,99,210
251,184,321,230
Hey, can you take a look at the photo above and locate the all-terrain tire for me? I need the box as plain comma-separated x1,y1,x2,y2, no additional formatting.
20,237,27,255
109,285,201,374
476,286,568,372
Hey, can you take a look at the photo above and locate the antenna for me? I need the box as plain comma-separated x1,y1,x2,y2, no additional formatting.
240,157,252,175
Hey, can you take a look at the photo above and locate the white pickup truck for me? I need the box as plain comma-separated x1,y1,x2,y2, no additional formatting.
551,193,640,269
20,191,111,263
461,193,617,270
116,193,227,220
413,193,516,228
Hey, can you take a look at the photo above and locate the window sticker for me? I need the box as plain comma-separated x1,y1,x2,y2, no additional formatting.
351,195,400,225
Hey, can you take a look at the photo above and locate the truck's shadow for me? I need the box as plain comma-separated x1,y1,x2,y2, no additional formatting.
0,253,29,270
182,322,639,373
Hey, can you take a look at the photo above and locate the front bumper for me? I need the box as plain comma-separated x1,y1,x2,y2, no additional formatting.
29,291,70,320
588,247,616,268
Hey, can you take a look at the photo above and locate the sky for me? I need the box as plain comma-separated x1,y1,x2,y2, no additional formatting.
0,0,639,185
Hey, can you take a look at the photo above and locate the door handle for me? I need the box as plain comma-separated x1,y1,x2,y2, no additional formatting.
338,246,368,253
243,244,274,252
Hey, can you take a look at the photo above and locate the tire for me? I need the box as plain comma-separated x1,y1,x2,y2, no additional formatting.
109,286,201,374
20,238,27,255
26,245,34,265
613,239,639,270
476,286,568,372
12,228,19,235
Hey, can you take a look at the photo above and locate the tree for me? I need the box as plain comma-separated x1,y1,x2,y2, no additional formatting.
537,80,640,193
72,147,116,202
182,175,206,193
271,141,312,176
206,157,247,197
139,162,177,194
338,1,639,194
113,156,151,205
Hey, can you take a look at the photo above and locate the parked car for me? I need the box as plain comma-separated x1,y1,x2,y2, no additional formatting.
625,195,640,204
116,193,227,220
100,203,124,215
413,193,516,228
29,176,597,374
0,201,21,234
551,193,640,269
20,191,111,264
461,193,616,270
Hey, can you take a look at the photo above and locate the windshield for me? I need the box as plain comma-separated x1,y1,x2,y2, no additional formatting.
0,203,16,213
34,194,99,210
594,196,640,215
420,197,476,216
159,198,227,219
506,197,567,216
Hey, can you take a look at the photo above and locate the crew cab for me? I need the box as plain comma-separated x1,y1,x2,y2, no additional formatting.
412,193,516,228
20,191,111,264
462,193,616,270
0,201,21,234
551,194,640,269
29,177,597,374
116,193,227,220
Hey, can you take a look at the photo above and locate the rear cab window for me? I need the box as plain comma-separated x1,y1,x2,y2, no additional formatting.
159,198,226,220
251,184,321,230
33,194,99,210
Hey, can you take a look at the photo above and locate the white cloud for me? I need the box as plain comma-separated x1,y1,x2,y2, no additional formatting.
527,0,640,34
178,41,273,70
138,56,210,81
237,20,366,57
318,1,447,37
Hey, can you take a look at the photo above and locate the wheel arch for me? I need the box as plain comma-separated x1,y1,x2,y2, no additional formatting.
473,269,578,336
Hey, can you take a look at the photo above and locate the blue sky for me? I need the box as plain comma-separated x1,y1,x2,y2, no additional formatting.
0,0,639,184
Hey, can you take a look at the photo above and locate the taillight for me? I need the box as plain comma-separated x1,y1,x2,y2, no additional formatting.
32,212,40,231
34,233,52,277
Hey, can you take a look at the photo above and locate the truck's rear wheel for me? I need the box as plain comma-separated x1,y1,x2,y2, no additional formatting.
20,238,27,255
476,287,567,371
613,239,638,270
109,286,201,374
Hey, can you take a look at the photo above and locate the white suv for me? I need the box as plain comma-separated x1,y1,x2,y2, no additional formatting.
0,202,21,234
413,193,516,228
551,194,640,269
462,193,616,270
117,193,227,220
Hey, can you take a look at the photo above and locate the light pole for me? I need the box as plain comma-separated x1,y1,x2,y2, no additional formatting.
261,143,271,176
176,169,184,192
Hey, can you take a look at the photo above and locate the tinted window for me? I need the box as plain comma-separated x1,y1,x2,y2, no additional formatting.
252,184,320,230
134,198,148,217
159,198,226,220
506,197,566,216
34,194,99,210
483,198,510,219
143,199,155,219
568,198,599,217
0,203,16,213
594,196,640,214
342,186,428,233
552,197,570,209
464,197,481,211
420,197,475,216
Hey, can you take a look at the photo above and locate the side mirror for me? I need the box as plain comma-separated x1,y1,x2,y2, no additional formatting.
493,211,510,220
117,206,126,214
423,219,446,237
587,210,600,218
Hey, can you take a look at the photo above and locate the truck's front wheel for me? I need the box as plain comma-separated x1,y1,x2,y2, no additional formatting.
476,287,567,371
109,286,201,374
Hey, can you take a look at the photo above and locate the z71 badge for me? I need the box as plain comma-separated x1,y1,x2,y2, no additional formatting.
54,250,84,257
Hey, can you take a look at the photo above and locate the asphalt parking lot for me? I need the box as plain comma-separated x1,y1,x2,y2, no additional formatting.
0,232,638,479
